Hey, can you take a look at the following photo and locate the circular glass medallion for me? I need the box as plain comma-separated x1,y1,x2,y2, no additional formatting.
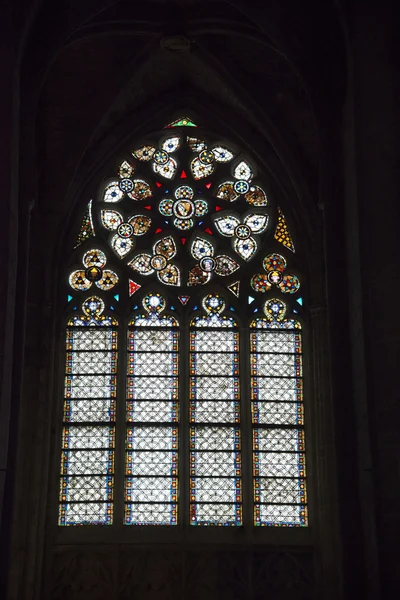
234,180,250,194
235,224,251,239
199,149,214,165
83,249,107,268
175,185,194,200
83,296,105,316
267,270,283,284
150,254,167,271
200,257,215,272
153,150,169,165
173,217,194,230
117,222,133,238
85,266,103,282
173,199,195,219
119,178,134,193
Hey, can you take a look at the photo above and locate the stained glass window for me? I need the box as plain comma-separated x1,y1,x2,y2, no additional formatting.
189,295,242,525
126,294,179,525
59,297,118,525
250,299,307,526
62,115,308,532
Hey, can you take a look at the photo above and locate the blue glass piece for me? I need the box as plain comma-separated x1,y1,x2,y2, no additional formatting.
165,220,169,224
114,294,120,301
229,306,235,312
198,221,204,225
248,296,255,304
170,306,176,311
253,308,259,313
192,305,199,311
293,309,298,314
68,295,73,302
165,190,169,194
110,305,115,311
296,297,303,306
73,306,77,311
133,305,139,310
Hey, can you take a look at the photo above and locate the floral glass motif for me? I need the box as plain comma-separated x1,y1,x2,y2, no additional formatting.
275,208,295,252
69,249,118,292
212,146,235,163
213,212,269,261
125,293,179,525
245,185,268,207
118,160,134,179
249,299,307,526
187,137,207,152
74,200,95,249
188,236,239,285
189,294,242,526
132,145,156,161
151,136,181,180
251,253,300,294
159,185,208,231
101,210,152,259
59,297,117,526
128,235,181,286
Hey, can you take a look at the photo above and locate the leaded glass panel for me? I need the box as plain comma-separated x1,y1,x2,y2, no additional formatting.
59,300,117,526
125,294,179,525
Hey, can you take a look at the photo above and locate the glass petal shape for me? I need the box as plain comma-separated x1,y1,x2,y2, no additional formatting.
188,266,211,286
278,274,300,294
233,160,253,181
127,180,152,201
233,237,257,261
103,181,124,203
191,237,214,261
194,200,208,217
153,236,177,260
96,270,118,291
244,213,269,234
173,217,194,230
263,253,287,273
214,255,240,277
159,199,174,216
215,182,239,202
119,160,134,178
187,137,207,152
251,274,272,293
153,158,177,180
132,145,156,161
83,249,107,268
190,157,214,180
69,270,92,291
157,264,181,287
213,215,240,237
101,209,123,231
128,254,153,275
162,136,181,153
244,185,267,206
129,215,152,235
111,235,134,258
212,146,234,162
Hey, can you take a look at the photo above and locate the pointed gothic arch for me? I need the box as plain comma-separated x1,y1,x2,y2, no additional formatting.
60,115,308,531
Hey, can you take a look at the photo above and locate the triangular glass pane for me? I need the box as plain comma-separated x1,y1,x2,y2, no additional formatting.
227,281,240,298
74,200,95,248
129,280,141,296
165,117,197,128
178,295,190,305
274,207,295,252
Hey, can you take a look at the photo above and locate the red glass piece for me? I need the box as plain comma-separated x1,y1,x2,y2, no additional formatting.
129,280,141,296
155,228,163,233
156,181,162,188
181,237,187,245
178,295,190,306
205,182,212,189
144,205,152,210
205,228,213,235
180,170,187,179
215,205,222,211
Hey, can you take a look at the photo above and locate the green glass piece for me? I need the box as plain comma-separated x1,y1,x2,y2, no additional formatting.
74,200,95,248
165,117,197,128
